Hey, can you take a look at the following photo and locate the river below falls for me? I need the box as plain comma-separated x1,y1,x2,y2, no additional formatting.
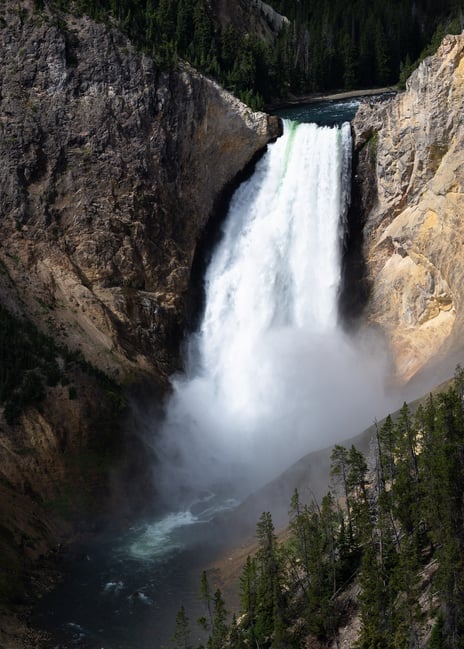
34,96,382,649
35,496,244,649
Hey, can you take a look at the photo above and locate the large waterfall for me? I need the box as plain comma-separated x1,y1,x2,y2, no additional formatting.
158,119,390,505
37,116,396,649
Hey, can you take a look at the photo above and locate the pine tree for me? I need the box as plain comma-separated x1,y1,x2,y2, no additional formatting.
374,19,391,85
198,570,213,631
239,555,258,643
342,33,358,89
356,514,397,649
172,605,192,649
209,589,228,649
288,488,311,596
392,403,420,537
430,387,464,648
176,0,194,52
392,535,422,649
255,512,287,646
156,0,178,43
219,25,238,73
192,0,214,67
330,444,353,544
228,614,244,649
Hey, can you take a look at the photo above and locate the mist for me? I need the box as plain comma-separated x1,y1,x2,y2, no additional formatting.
156,330,397,506
154,120,399,510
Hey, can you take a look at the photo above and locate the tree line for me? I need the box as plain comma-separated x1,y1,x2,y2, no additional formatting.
267,0,464,92
35,0,464,107
35,0,288,109
169,367,464,648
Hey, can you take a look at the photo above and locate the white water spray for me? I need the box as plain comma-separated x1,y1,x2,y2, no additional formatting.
158,120,392,505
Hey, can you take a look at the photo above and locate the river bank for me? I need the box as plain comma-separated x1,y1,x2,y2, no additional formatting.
266,85,398,111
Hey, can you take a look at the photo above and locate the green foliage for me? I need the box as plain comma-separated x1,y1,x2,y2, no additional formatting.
0,304,61,423
355,370,464,648
35,0,464,104
239,555,258,643
268,0,464,92
0,302,125,424
399,18,462,88
172,605,192,649
198,570,213,631
209,589,228,649
429,613,445,648
254,512,285,643
37,0,274,106
228,615,244,649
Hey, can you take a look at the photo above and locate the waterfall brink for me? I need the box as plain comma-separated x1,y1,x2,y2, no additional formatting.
158,120,390,505
201,121,352,355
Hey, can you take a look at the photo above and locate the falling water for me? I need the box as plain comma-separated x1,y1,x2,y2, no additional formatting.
158,119,390,506
37,112,395,649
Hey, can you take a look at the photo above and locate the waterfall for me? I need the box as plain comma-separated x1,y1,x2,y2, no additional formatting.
38,116,397,649
201,121,351,358
158,119,390,505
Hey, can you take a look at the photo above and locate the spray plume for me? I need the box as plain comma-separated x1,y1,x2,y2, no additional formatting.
156,120,396,507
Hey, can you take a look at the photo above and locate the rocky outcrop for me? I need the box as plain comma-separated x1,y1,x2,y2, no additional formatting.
0,2,281,386
352,34,464,383
212,0,289,38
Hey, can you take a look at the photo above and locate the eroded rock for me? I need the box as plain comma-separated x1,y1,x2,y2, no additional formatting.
0,3,281,627
0,4,281,384
352,34,464,382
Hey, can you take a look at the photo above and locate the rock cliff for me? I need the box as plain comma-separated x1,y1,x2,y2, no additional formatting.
212,0,289,37
352,34,464,383
0,2,281,385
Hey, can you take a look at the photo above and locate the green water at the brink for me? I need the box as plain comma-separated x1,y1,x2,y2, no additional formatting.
278,119,299,192
274,98,360,125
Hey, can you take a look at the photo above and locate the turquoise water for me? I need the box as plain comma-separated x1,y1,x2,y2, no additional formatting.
35,498,241,649
275,98,360,125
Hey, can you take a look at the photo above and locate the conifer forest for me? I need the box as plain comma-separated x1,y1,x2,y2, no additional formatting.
4,2,464,648
172,370,464,649
34,0,464,108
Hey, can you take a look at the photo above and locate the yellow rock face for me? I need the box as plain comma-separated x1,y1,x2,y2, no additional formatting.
353,34,464,383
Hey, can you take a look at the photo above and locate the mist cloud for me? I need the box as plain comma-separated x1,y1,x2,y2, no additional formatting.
154,323,397,507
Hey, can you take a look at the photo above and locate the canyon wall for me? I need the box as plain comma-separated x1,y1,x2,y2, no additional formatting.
352,33,464,383
212,0,289,37
0,1,280,626
0,3,281,385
